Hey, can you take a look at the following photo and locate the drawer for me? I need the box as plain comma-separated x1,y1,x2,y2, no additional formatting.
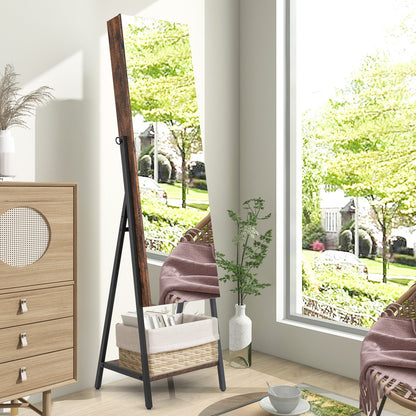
0,317,73,363
0,349,73,400
0,285,73,329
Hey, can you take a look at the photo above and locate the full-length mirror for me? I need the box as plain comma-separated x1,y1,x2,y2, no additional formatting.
107,14,220,305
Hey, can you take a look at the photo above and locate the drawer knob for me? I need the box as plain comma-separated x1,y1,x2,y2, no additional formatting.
19,332,28,347
19,299,28,313
19,367,27,382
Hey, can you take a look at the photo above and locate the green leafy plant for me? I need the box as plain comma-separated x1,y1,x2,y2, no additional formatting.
215,197,273,305
0,64,53,130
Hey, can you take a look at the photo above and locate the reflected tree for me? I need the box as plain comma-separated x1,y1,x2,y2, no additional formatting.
125,17,202,208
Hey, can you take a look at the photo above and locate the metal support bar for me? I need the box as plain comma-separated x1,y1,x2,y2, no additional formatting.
210,298,226,392
377,395,387,416
95,198,128,390
103,361,143,380
119,136,153,409
95,136,153,409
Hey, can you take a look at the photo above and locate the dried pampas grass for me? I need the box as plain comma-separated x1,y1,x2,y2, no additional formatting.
0,64,53,130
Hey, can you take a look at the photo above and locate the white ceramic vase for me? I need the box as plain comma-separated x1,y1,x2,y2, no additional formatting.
229,304,252,367
0,130,16,178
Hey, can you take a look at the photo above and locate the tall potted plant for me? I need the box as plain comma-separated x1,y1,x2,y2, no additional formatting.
0,64,53,178
215,197,272,367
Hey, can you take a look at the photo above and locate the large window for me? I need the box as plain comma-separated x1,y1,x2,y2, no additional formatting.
288,0,416,331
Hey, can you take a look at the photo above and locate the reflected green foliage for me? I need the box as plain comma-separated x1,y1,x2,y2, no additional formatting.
302,389,361,416
124,17,202,208
141,195,206,253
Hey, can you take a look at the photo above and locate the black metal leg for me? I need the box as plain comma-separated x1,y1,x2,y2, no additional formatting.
176,302,184,313
136,308,152,409
118,136,153,409
377,395,387,416
210,298,226,391
95,200,128,389
167,377,175,399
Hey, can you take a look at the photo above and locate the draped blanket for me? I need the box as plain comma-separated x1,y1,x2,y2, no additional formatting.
158,241,220,305
359,302,416,416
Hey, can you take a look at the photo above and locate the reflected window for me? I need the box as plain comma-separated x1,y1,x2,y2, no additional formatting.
124,16,209,254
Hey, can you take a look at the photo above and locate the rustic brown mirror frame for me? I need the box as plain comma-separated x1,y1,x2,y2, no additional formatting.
107,14,151,307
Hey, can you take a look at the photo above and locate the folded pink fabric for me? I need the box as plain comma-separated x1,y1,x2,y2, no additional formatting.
159,241,220,305
359,302,416,416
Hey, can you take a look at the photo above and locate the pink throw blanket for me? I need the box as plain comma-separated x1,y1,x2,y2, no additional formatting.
359,304,416,416
159,241,220,305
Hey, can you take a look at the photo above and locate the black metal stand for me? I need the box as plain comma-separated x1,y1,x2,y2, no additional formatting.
95,136,152,408
95,136,226,410
376,395,387,416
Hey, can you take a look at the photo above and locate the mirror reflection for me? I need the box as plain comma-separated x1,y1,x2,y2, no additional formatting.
121,15,220,304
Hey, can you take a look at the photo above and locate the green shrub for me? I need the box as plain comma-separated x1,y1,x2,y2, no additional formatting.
341,221,375,258
141,195,206,253
358,229,372,257
138,154,152,177
302,222,326,249
190,178,207,190
189,161,206,179
138,147,174,182
302,259,320,291
157,154,171,182
396,247,414,256
392,253,416,267
303,267,407,325
390,236,407,253
339,229,352,252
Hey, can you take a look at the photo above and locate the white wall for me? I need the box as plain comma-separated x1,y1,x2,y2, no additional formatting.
204,0,241,350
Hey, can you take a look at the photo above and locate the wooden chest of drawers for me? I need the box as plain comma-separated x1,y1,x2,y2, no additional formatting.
0,183,77,416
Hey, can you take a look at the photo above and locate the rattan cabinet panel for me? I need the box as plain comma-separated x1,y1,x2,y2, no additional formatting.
0,186,74,290
0,183,77,416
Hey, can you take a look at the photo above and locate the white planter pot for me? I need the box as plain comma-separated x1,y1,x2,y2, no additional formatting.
0,130,16,177
229,304,252,367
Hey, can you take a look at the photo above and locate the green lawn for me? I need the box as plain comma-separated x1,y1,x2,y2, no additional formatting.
160,183,209,202
303,249,416,281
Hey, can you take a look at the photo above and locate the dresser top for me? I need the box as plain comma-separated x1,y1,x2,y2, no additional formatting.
0,182,76,188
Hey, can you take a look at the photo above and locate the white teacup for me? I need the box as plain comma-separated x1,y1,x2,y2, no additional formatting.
268,385,302,414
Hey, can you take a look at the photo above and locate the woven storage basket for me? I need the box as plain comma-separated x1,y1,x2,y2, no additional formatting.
119,341,218,379
116,313,219,380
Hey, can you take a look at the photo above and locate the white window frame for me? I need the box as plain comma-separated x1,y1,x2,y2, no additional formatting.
285,0,367,336
324,210,338,233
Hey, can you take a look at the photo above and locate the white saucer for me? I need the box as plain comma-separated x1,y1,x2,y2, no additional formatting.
259,397,310,415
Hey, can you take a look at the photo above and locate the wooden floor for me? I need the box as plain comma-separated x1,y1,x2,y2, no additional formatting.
6,351,410,415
